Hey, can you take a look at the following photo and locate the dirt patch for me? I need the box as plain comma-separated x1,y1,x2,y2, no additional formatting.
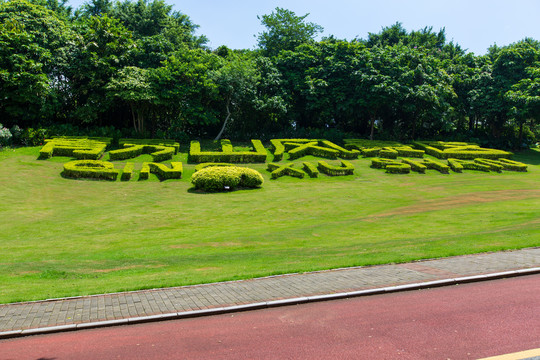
366,189,540,220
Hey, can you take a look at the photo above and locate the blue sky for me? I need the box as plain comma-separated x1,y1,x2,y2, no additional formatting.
68,0,540,54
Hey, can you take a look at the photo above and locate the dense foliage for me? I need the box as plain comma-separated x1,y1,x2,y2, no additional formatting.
1,0,540,148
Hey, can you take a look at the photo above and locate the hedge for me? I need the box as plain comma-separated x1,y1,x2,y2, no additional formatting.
139,162,183,180
497,158,528,172
413,141,512,160
317,160,355,176
62,160,118,181
422,158,450,174
288,143,340,160
121,162,134,181
191,166,264,192
109,144,175,162
188,139,267,163
401,158,427,173
267,163,305,179
302,162,319,178
194,162,236,172
343,139,402,150
379,147,399,159
270,139,312,161
119,138,180,154
39,138,108,160
447,158,491,172
371,158,411,174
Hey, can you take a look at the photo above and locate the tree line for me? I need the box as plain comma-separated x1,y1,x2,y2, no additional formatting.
1,1,540,148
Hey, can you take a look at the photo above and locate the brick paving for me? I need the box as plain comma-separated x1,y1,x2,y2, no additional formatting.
0,248,538,334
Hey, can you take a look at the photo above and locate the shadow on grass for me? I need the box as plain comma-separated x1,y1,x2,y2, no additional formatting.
187,186,263,194
514,148,540,165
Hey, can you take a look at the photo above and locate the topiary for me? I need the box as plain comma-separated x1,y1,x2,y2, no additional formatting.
191,166,264,192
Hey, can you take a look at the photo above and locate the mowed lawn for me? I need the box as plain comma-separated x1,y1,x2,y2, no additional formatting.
0,146,539,303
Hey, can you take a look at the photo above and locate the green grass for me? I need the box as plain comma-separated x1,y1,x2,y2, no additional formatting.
0,146,539,303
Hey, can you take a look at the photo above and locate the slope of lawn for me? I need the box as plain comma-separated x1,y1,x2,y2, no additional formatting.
0,145,539,303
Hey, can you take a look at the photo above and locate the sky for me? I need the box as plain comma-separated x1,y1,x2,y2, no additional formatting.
68,0,540,55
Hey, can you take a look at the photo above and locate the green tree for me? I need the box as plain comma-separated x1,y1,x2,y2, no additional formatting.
257,7,323,58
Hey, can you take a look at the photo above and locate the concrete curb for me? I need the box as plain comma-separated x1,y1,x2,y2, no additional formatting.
2,267,539,340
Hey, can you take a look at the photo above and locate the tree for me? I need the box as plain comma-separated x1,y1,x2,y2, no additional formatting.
257,7,323,58
106,66,155,133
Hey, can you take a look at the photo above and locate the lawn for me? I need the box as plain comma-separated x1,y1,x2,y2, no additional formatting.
0,145,539,304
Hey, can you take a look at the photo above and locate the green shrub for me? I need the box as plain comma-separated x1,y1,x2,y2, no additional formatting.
413,141,512,159
371,158,411,174
474,159,504,172
194,162,236,172
361,147,382,157
121,162,134,181
39,138,108,160
139,162,183,180
119,138,180,154
422,158,450,174
188,139,267,163
401,158,427,173
109,144,175,162
288,143,339,160
394,146,424,158
271,139,359,160
191,166,264,192
317,160,355,176
302,162,319,178
379,147,399,159
497,158,528,172
267,163,305,179
62,160,118,181
447,158,491,172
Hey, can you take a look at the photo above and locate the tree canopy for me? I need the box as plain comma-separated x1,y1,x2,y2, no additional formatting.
1,2,539,148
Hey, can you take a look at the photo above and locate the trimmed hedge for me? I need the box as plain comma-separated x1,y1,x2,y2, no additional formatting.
194,162,236,172
422,158,450,174
62,160,118,181
371,158,411,174
191,166,264,192
121,162,134,181
497,158,528,172
109,144,175,162
288,143,340,160
302,162,319,178
267,163,305,179
271,139,359,161
317,160,355,176
413,141,512,160
119,138,180,154
139,162,183,180
379,147,399,159
188,139,267,163
447,158,491,172
39,138,108,160
401,158,427,173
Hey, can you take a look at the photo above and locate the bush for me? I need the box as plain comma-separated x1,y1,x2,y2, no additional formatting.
0,124,12,147
317,161,355,176
371,158,411,174
447,158,491,172
194,162,236,172
413,141,512,159
267,163,305,179
271,139,359,160
119,138,180,154
139,162,183,181
39,138,108,160
302,162,319,178
188,139,267,163
109,144,175,162
62,160,118,181
191,166,264,191
401,158,427,173
121,162,134,181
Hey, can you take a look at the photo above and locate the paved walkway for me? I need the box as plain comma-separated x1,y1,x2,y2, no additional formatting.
1,248,539,338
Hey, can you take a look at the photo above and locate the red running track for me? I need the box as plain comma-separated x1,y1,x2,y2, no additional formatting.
1,274,539,360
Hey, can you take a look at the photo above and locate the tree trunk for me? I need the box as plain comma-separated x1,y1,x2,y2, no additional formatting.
214,96,231,141
369,117,376,140
130,103,138,133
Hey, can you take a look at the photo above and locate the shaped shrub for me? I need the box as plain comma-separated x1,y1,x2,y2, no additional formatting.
302,162,319,178
401,158,427,173
317,161,355,176
188,139,267,163
191,166,264,192
119,138,180,154
271,139,359,161
139,162,183,180
194,162,236,172
121,162,134,181
447,158,491,172
413,141,512,160
422,158,450,174
109,144,175,162
497,158,528,172
39,138,108,160
267,163,305,179
63,160,118,181
371,158,411,174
